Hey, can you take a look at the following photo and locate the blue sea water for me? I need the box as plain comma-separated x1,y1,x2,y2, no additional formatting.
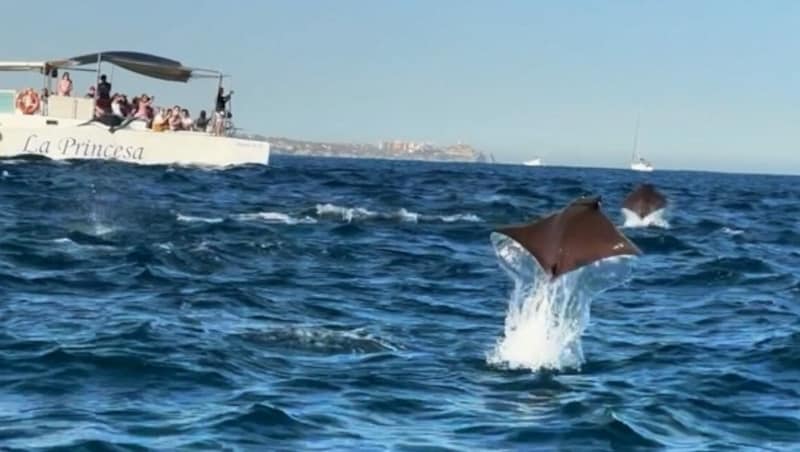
0,155,798,451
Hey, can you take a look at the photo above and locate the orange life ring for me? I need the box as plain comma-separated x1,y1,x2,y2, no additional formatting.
15,89,40,115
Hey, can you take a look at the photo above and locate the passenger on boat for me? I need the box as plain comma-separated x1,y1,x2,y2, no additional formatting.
111,94,129,119
97,75,111,100
85,85,96,98
215,87,233,113
57,72,72,96
151,108,171,132
133,95,154,122
169,106,183,131
194,110,209,131
93,75,112,111
181,109,193,130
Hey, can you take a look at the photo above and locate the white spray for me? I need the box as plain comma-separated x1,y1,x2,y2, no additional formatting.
621,208,670,229
487,232,635,372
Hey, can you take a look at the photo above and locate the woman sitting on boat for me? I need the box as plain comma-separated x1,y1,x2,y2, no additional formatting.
168,106,183,131
57,72,72,96
151,108,171,132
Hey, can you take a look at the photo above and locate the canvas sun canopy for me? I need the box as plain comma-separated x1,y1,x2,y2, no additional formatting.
0,51,222,82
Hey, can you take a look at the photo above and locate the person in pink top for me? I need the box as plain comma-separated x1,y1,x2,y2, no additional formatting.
57,72,73,96
134,95,152,120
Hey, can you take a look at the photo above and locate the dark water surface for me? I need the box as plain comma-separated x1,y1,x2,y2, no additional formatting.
0,155,798,451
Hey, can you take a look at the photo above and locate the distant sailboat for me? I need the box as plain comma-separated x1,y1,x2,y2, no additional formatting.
629,116,654,172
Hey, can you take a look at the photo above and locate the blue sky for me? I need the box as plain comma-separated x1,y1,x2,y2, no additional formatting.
2,1,799,173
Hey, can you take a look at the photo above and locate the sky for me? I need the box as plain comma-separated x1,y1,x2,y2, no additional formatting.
1,0,799,173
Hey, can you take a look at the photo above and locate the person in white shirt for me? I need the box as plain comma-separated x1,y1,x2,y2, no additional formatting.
181,108,193,131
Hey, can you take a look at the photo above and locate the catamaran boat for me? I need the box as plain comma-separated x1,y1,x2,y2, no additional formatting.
0,51,269,166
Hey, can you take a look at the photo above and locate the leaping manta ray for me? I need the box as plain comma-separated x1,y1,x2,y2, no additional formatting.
496,196,641,279
622,183,667,219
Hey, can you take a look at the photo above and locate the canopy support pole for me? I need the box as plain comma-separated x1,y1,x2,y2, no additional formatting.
92,52,102,116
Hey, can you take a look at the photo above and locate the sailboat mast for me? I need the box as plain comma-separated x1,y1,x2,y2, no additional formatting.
631,115,641,161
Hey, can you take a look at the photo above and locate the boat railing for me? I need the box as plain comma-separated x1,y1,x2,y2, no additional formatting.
47,95,94,120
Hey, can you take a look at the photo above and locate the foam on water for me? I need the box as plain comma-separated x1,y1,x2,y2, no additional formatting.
622,208,670,228
315,203,380,223
234,212,317,224
177,213,225,224
315,203,482,224
487,232,635,372
722,227,744,236
441,213,483,223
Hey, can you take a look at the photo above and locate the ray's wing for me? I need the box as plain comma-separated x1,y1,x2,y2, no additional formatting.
624,185,667,217
622,191,647,217
496,213,561,276
556,205,641,276
651,192,667,211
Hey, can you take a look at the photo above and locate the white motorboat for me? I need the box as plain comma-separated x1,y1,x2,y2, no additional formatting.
0,51,269,167
523,157,542,166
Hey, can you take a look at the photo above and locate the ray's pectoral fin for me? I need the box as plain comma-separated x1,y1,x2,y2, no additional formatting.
496,214,560,276
495,196,641,279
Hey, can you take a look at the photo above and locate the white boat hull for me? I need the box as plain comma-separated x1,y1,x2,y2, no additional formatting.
523,158,542,166
0,114,269,167
630,162,653,172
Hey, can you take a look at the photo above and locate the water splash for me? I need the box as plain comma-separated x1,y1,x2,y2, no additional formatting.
622,208,670,229
487,232,635,372
83,182,116,236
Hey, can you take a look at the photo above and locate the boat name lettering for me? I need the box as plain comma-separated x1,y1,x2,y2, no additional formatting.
23,134,144,161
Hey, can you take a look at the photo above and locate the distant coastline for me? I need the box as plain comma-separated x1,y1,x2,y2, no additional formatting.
235,133,488,162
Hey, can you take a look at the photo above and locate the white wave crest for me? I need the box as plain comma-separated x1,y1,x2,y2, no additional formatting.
722,227,744,236
234,212,317,225
51,237,116,251
621,208,670,229
177,213,224,224
396,208,419,223
315,203,482,224
441,213,483,223
315,203,378,223
487,232,635,372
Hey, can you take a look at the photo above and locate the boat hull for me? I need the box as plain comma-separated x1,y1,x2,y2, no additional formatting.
630,162,654,172
0,114,269,167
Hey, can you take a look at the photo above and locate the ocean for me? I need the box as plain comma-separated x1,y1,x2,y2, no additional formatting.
0,155,798,451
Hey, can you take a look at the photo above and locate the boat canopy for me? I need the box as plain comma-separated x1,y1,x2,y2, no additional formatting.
0,51,223,82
